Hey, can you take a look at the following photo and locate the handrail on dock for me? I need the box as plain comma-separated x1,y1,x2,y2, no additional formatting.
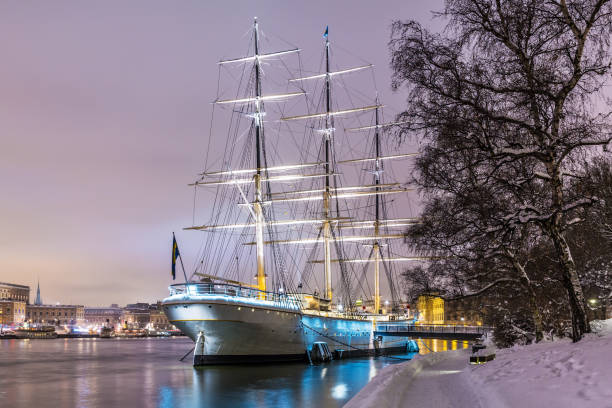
376,323,490,335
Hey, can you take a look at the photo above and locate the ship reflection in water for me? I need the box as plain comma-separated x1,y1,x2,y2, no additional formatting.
0,337,466,407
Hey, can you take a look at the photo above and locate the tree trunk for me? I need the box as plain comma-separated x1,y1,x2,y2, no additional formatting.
516,265,543,342
550,227,590,341
547,157,590,341
527,285,543,343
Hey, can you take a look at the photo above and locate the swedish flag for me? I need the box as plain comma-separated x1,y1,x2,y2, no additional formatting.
323,26,328,38
171,233,180,280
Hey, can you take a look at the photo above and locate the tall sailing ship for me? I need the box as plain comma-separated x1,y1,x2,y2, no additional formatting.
162,19,423,365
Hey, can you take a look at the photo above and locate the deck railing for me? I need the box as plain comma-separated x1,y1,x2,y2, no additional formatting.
168,283,300,308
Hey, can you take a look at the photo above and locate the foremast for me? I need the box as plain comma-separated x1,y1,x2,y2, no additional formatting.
188,18,302,293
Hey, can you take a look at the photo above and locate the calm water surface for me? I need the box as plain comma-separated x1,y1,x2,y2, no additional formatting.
0,337,427,408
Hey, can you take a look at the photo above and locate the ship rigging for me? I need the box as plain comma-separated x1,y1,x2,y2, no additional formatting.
162,19,428,365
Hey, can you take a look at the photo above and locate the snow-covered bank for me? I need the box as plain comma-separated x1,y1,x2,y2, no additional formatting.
345,349,484,408
344,319,612,408
469,319,612,407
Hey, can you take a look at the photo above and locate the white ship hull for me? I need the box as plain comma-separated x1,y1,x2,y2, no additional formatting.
162,291,409,365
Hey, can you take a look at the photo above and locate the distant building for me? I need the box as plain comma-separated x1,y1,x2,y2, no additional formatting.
121,309,150,329
0,300,27,325
84,306,123,327
26,304,85,325
0,282,30,303
444,297,485,326
120,302,174,330
417,293,445,324
150,308,172,329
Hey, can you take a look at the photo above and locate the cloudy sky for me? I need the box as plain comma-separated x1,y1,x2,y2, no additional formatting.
0,1,447,306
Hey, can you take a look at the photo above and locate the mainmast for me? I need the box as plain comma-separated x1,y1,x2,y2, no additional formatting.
323,27,333,301
253,17,266,293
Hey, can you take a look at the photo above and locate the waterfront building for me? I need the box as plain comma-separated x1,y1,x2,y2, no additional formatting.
0,300,27,325
84,306,123,327
26,304,85,325
121,303,153,328
149,308,173,330
120,302,174,330
417,293,445,324
444,297,485,326
0,282,30,303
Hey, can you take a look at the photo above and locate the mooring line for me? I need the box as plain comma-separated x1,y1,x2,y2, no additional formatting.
299,319,414,361
179,347,195,362
299,319,363,351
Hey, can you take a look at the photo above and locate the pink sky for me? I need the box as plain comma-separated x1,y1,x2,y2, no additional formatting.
0,1,444,306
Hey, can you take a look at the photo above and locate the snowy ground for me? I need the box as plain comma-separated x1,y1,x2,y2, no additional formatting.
345,319,612,408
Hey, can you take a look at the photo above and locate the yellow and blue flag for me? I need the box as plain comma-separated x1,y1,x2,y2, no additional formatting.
323,26,328,38
171,233,180,280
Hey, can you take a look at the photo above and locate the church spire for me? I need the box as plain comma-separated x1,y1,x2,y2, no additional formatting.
35,280,42,305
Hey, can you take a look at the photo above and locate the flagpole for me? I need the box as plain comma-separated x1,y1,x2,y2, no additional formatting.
173,232,189,283
178,253,189,283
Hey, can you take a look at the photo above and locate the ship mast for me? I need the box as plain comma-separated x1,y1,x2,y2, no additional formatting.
323,29,333,301
373,102,381,314
190,20,424,308
253,18,266,292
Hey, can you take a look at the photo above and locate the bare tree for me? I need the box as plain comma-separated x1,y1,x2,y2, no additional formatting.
404,171,546,341
391,0,612,340
581,156,612,241
569,156,612,314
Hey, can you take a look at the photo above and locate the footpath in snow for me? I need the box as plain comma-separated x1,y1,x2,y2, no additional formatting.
345,319,612,408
